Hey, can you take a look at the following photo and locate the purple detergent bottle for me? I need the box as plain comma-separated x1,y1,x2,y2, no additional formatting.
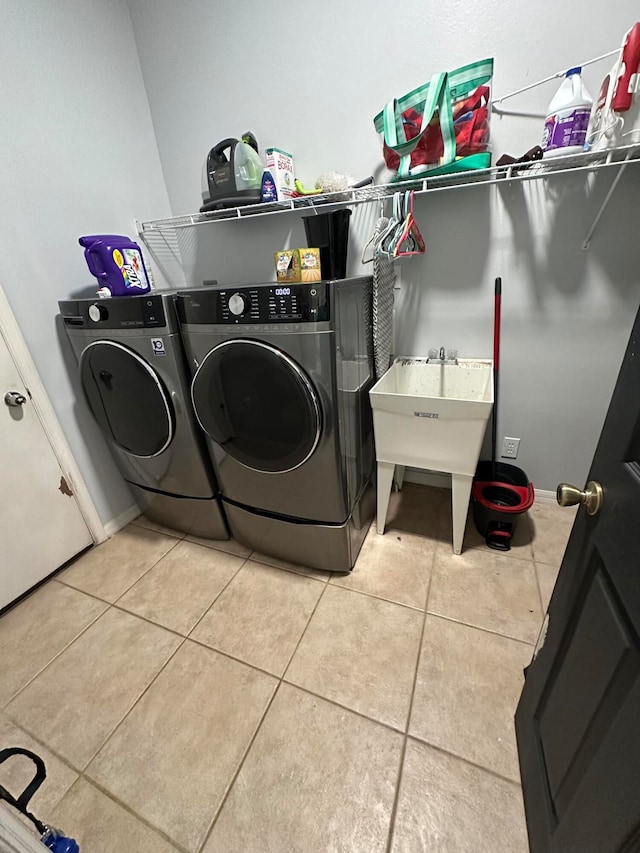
79,234,152,297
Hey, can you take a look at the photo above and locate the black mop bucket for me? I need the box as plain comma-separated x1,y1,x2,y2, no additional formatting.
472,461,534,551
472,277,534,551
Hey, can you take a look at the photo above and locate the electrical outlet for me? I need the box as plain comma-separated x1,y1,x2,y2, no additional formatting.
501,437,521,459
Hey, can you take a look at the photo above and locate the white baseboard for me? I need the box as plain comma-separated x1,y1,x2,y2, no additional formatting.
402,467,556,505
103,503,140,538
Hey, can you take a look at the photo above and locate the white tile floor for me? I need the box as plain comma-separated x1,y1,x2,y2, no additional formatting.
0,484,576,852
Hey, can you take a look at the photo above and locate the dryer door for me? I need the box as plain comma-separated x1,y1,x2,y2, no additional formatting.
79,341,175,457
191,339,322,473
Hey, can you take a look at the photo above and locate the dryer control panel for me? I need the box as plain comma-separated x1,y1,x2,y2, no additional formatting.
59,295,166,329
177,283,329,325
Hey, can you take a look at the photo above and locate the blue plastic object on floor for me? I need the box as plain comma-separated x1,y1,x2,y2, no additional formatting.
42,830,80,852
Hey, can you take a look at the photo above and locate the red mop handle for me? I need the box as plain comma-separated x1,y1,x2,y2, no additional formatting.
493,277,502,370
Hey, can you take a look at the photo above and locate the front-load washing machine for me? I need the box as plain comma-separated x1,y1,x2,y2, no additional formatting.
59,293,228,539
175,276,375,571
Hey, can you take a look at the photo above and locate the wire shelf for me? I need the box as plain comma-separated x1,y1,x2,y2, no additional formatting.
137,143,640,237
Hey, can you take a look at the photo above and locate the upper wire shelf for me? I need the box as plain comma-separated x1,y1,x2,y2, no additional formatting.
138,143,640,237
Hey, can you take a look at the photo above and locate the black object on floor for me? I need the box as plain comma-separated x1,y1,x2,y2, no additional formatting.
0,747,79,851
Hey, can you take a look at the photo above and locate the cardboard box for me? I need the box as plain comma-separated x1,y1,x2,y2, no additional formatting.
274,248,321,283
265,148,295,200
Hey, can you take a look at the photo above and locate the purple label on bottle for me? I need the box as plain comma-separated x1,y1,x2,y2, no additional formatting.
543,107,591,151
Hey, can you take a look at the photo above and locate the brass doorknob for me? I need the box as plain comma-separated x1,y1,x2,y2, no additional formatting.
556,481,603,516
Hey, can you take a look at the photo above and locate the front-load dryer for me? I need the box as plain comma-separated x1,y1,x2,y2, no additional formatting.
175,277,375,571
59,293,228,539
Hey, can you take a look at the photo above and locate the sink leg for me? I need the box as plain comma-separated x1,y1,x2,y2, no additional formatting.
451,473,473,555
376,462,395,534
394,465,406,492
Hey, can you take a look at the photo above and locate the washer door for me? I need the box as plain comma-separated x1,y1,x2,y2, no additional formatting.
191,339,322,473
79,341,174,458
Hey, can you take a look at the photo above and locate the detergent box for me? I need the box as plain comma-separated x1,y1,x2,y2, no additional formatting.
275,248,321,283
265,148,295,200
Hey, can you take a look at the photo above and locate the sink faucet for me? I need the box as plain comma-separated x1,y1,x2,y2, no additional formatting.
428,347,459,365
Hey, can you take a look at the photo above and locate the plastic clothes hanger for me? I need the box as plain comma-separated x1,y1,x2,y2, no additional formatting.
388,192,417,256
393,190,425,257
361,199,388,264
388,192,414,255
378,193,403,258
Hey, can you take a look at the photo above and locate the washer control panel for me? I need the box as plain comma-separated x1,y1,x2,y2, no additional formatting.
178,283,329,325
59,295,166,329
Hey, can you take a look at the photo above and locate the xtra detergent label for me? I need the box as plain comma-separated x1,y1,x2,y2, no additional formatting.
120,248,148,290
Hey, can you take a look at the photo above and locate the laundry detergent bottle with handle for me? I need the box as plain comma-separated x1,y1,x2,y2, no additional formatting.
542,67,593,157
79,234,152,296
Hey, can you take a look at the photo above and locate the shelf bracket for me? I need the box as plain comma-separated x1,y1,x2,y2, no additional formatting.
582,155,630,250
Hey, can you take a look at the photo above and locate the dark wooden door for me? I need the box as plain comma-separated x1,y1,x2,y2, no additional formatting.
516,304,640,852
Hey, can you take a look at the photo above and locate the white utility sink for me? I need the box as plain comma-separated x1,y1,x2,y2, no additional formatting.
369,357,494,554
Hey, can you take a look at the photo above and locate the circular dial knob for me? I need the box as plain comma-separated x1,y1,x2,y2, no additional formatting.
88,303,108,322
228,293,248,317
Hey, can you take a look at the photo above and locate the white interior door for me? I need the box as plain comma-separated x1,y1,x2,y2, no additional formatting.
0,329,92,610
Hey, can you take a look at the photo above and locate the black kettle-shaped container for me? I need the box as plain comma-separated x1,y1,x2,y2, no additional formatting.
200,134,263,212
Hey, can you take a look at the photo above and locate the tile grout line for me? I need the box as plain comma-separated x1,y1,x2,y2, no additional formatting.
0,712,88,777
328,574,431,613
196,580,333,852
2,647,194,850
178,633,284,681
84,634,189,770
424,610,537,647
247,554,332,584
184,535,252,561
195,680,284,853
385,542,437,853
55,532,184,609
180,556,250,638
531,557,549,617
5,691,304,853
0,602,109,713
110,536,186,605
384,739,409,853
58,576,324,686
278,680,406,737
56,774,190,853
405,733,524,789
58,543,249,645
319,579,429,614
130,519,186,541
79,634,188,788
281,580,331,681
4,565,198,724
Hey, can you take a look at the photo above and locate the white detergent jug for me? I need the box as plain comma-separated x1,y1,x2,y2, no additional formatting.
542,67,593,157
